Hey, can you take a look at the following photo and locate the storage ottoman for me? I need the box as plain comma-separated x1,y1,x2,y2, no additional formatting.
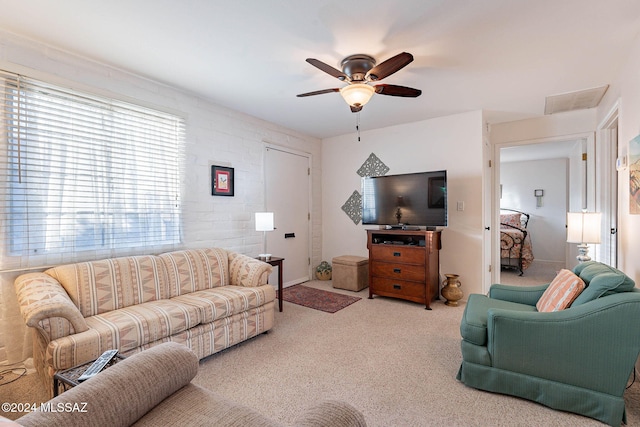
332,255,369,291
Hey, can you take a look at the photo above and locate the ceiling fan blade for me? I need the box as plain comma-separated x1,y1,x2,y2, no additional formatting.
296,88,340,97
306,58,348,81
367,52,414,81
350,105,363,113
374,84,422,97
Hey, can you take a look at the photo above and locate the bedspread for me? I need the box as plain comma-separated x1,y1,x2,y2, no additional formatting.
500,227,533,271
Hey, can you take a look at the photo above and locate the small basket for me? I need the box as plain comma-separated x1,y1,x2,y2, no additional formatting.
316,270,332,281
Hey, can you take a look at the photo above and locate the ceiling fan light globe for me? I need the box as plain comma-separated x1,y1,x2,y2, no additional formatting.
340,84,375,107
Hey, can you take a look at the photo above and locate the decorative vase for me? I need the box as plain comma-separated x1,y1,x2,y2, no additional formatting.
441,274,463,306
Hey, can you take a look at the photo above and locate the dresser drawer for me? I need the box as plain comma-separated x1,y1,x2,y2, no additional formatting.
370,245,425,264
371,277,425,299
371,262,425,282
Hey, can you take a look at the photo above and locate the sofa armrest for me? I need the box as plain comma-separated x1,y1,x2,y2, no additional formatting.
228,252,273,287
487,292,640,396
294,400,367,427
14,273,88,339
17,342,198,427
488,283,548,306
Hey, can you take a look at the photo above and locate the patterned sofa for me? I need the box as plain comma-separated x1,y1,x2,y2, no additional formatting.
14,248,275,396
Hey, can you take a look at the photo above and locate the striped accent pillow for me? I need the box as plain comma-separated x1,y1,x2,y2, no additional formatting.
536,269,586,312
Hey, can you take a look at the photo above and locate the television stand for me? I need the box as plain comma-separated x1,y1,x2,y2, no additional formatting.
367,229,441,310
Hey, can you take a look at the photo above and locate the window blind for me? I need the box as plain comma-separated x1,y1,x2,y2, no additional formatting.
0,70,185,270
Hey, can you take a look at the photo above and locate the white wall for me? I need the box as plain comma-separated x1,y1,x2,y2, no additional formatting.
597,30,640,284
0,31,322,364
501,158,567,262
322,111,485,297
491,110,597,144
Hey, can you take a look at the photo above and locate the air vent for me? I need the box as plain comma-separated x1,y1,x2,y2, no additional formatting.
544,85,609,115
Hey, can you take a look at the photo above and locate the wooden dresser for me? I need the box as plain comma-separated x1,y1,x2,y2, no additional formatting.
366,229,441,310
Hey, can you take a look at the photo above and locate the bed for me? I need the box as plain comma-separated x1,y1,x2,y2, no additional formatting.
500,208,534,275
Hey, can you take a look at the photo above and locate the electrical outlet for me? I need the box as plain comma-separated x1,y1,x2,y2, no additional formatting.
457,201,464,211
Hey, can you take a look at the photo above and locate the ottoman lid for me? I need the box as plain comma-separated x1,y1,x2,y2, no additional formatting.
332,255,368,266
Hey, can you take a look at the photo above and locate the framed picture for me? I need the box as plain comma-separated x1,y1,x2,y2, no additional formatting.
211,165,234,196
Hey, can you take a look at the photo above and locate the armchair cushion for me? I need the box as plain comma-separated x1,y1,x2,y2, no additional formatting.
536,269,585,312
460,294,536,346
572,261,635,306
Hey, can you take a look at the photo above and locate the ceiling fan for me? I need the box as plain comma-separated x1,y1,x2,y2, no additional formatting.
297,52,422,112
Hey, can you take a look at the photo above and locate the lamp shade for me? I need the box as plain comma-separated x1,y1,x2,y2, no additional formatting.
255,212,274,232
339,83,375,107
566,212,601,244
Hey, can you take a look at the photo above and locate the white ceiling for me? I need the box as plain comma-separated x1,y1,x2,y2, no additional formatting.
1,0,639,139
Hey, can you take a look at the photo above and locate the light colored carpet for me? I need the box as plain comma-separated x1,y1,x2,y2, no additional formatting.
499,260,565,287
3,280,640,426
192,281,636,426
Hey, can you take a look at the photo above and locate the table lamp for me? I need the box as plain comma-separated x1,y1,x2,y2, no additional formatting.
255,212,274,260
566,211,601,263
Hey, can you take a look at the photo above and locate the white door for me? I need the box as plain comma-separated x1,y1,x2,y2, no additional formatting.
265,145,311,287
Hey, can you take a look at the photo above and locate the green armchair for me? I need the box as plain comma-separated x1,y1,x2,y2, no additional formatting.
457,261,640,426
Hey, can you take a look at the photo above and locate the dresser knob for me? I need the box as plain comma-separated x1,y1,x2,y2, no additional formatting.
393,252,401,257
393,268,401,273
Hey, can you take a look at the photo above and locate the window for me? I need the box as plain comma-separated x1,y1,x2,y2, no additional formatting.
0,71,185,268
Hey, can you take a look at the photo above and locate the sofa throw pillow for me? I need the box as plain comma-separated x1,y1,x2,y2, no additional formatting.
536,269,586,312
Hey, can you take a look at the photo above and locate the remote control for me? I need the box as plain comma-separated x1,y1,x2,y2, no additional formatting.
78,349,118,381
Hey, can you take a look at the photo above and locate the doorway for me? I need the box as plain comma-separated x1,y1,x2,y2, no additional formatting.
264,144,311,287
598,105,619,267
492,133,595,286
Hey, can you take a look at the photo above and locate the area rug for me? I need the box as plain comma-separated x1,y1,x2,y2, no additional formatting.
279,284,361,313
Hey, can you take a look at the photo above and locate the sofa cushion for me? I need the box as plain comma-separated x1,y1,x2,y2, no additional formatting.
46,255,169,317
536,269,585,312
160,248,230,297
460,294,537,346
47,299,201,370
171,285,276,323
571,261,636,306
18,342,199,427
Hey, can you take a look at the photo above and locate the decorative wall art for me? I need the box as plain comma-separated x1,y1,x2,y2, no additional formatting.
341,153,390,224
630,135,640,214
357,152,390,177
342,190,363,225
211,165,234,196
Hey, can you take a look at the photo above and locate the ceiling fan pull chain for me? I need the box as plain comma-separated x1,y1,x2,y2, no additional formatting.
356,112,361,142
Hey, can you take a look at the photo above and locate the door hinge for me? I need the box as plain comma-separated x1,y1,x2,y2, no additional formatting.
488,160,492,167
308,167,310,175
308,257,311,266
582,153,587,161
489,265,492,272
308,212,311,220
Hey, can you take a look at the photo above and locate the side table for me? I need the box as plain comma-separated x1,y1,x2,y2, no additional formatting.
53,354,126,396
259,256,284,312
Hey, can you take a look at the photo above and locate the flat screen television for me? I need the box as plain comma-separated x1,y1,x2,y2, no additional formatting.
361,170,447,228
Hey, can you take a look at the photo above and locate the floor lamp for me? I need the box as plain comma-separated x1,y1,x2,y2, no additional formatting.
255,212,274,260
566,211,602,263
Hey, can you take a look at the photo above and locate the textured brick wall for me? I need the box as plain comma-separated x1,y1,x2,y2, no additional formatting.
0,31,323,364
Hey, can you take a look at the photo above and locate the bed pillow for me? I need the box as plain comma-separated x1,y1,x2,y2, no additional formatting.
536,269,585,312
500,213,522,228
